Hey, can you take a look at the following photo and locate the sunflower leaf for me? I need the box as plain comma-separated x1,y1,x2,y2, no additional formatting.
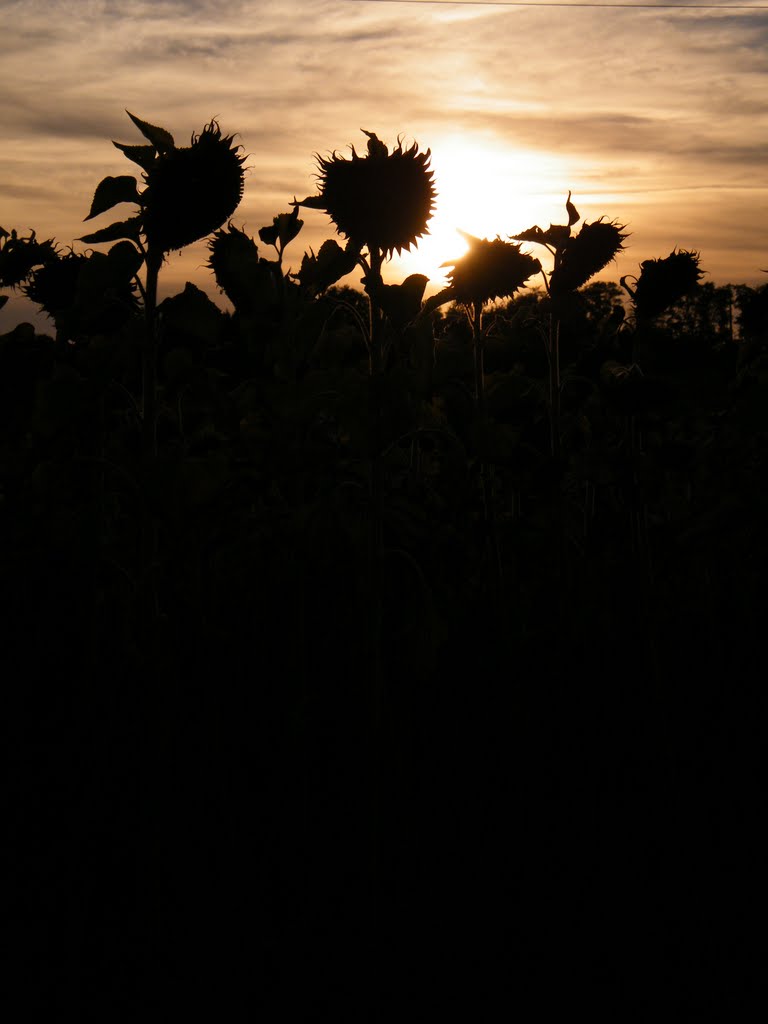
421,287,455,315
566,191,580,227
292,194,327,211
511,224,570,250
79,216,144,245
112,141,157,172
84,175,140,221
125,111,175,151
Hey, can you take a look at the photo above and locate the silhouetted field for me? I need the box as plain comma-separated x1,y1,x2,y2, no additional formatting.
3,115,765,1018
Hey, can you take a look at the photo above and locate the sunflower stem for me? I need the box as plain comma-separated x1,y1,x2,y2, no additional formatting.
548,309,561,461
470,301,502,603
366,252,384,719
471,301,484,415
365,246,385,966
139,244,162,645
142,246,162,457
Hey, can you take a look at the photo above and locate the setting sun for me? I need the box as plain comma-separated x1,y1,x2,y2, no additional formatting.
391,133,571,293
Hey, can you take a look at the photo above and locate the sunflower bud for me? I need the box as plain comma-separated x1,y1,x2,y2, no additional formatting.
294,131,436,257
140,120,245,253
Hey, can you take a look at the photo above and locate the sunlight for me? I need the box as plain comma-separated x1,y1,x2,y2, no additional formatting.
390,133,571,294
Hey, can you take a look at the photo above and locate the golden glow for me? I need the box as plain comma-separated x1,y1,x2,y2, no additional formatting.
390,133,571,293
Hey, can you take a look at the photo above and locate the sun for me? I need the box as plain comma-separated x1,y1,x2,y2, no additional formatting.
388,133,570,295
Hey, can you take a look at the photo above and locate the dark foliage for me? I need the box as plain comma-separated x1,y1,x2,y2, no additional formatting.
3,123,764,1020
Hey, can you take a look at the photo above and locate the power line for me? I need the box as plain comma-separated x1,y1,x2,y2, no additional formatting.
349,2,768,10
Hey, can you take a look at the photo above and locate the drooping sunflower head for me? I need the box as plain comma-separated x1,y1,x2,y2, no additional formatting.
627,248,704,321
295,131,436,257
23,245,140,338
0,228,59,289
206,222,263,312
141,119,246,253
23,251,86,317
549,218,628,296
441,232,541,306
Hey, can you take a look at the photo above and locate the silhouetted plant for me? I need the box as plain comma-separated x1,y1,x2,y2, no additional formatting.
81,112,245,452
295,130,435,259
83,112,245,257
206,223,265,315
292,239,360,297
512,194,627,457
292,131,437,916
294,131,436,545
258,206,303,268
424,234,541,597
621,248,703,323
0,227,59,289
1,225,141,342
294,130,436,367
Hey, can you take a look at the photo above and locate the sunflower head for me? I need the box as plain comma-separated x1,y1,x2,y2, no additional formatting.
23,251,85,317
206,222,263,312
626,248,703,321
294,131,436,257
0,228,59,289
441,232,541,306
139,119,245,253
24,243,141,335
549,218,628,296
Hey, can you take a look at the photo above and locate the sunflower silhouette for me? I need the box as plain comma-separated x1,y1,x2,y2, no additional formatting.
294,130,436,258
441,231,541,305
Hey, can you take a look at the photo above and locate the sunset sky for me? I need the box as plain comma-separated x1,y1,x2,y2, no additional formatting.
2,0,767,330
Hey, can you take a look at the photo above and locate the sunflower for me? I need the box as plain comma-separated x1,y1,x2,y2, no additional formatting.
294,131,436,257
441,232,541,305
23,251,85,317
140,119,246,253
623,248,703,321
0,228,59,289
549,218,628,296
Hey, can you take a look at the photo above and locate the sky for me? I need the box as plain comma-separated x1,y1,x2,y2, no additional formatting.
2,0,767,330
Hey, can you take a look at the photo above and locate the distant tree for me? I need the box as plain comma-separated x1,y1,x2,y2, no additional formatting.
657,281,735,345
734,282,768,344
577,280,626,324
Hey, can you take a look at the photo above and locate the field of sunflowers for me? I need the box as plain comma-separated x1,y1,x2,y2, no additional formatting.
3,113,765,1018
